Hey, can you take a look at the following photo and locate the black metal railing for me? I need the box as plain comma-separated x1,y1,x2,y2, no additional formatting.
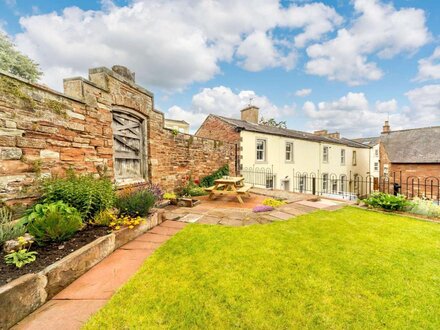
241,166,276,189
239,167,440,203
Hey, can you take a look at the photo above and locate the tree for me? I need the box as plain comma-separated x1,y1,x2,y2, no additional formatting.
259,117,287,129
0,33,42,82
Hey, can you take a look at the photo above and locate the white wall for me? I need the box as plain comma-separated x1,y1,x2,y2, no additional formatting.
369,144,380,178
240,130,370,193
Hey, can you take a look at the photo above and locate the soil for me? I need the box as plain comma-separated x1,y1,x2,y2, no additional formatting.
0,225,110,286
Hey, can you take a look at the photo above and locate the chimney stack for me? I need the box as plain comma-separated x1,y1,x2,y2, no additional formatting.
328,132,340,139
313,130,328,136
240,106,259,124
382,120,391,134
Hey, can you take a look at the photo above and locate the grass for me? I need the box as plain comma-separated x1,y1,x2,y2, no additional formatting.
85,207,440,329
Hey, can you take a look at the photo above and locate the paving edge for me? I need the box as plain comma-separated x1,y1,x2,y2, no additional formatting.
0,210,164,330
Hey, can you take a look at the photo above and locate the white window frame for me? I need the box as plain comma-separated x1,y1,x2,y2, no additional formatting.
341,149,345,165
352,150,357,166
374,162,379,171
323,146,329,163
256,139,266,162
374,148,379,157
322,173,329,191
340,175,346,193
285,141,294,163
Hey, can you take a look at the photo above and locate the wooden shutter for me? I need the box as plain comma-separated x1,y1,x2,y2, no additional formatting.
112,111,145,180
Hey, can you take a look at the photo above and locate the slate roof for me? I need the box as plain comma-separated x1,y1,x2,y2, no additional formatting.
213,115,369,149
380,126,440,163
352,136,380,147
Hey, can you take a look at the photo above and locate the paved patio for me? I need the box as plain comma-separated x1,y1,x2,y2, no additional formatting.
164,190,347,226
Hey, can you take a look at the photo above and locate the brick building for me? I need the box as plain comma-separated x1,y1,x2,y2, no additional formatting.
0,66,236,206
379,122,440,180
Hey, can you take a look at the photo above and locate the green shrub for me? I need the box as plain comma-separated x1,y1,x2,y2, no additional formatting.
90,209,117,227
4,249,37,268
200,164,229,187
41,172,115,220
188,187,208,196
262,198,286,208
115,189,156,217
408,197,440,217
0,206,26,245
363,192,411,211
26,201,83,245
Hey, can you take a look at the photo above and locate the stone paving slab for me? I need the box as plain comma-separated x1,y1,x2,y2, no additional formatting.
296,200,334,209
149,226,182,236
278,206,307,216
13,300,107,330
120,240,162,250
269,210,295,220
197,216,221,225
219,218,244,226
160,220,187,229
54,249,155,300
178,213,204,223
136,232,172,243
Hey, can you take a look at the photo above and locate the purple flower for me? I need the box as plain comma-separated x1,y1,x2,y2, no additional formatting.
253,205,274,213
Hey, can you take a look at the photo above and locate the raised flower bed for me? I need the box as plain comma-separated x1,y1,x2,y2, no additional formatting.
0,210,163,330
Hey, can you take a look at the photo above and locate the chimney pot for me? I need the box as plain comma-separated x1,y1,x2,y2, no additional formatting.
240,106,259,124
313,130,328,136
382,120,391,134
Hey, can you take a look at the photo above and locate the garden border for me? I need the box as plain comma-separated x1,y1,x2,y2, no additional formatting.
0,210,164,330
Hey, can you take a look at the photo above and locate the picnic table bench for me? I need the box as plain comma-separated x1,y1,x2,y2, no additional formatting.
204,177,251,204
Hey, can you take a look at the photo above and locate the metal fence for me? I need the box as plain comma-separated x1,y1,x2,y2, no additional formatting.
241,166,276,189
239,167,440,203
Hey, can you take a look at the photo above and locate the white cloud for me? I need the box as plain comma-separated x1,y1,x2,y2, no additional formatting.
13,0,342,91
295,88,312,97
166,85,295,130
306,0,430,85
405,84,440,125
375,99,397,113
303,92,410,137
415,47,440,82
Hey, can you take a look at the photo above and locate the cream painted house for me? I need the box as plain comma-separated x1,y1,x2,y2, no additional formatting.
164,118,190,133
353,137,380,179
197,106,373,199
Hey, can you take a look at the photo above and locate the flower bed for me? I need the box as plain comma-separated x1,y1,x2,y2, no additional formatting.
0,211,163,329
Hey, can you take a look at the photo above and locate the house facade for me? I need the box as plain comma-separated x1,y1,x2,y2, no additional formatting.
197,106,371,198
164,118,190,133
353,137,380,179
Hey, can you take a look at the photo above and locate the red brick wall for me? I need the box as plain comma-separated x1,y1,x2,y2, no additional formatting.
0,68,236,206
195,115,240,144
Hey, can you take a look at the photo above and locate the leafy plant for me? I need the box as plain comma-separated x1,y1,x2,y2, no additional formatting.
109,215,145,231
408,197,440,217
26,201,83,245
253,205,274,213
90,209,117,227
200,164,230,187
147,183,163,202
362,192,411,211
115,189,156,217
187,187,208,196
262,198,286,208
0,32,42,82
163,192,177,200
41,172,115,220
0,206,26,245
4,249,37,268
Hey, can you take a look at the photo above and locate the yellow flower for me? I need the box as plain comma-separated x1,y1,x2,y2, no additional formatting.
128,225,134,229
115,226,121,230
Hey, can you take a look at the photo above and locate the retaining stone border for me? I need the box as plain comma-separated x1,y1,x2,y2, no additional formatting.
0,210,164,330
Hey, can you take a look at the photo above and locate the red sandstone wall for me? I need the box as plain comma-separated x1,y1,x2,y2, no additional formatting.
0,67,237,206
195,115,240,144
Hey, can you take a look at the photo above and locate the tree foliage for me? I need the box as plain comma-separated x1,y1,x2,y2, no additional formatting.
259,117,287,129
0,33,42,82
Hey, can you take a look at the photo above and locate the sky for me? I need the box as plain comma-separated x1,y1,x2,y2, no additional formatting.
1,0,440,137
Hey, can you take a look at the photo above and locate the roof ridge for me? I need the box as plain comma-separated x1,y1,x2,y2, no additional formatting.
386,125,440,134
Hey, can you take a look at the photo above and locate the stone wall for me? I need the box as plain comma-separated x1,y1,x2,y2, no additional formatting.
196,114,240,144
0,67,236,208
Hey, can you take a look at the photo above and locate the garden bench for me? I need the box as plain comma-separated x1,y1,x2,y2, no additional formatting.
208,177,250,204
236,184,252,197
204,184,225,192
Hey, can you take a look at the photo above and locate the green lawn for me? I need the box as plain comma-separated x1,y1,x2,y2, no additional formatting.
85,207,440,329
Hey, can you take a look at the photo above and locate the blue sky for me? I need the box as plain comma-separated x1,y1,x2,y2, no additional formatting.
1,0,439,137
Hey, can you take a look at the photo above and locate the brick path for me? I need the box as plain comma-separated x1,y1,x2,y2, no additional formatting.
12,221,187,330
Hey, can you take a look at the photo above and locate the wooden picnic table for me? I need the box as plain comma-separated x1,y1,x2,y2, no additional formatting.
205,176,251,204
